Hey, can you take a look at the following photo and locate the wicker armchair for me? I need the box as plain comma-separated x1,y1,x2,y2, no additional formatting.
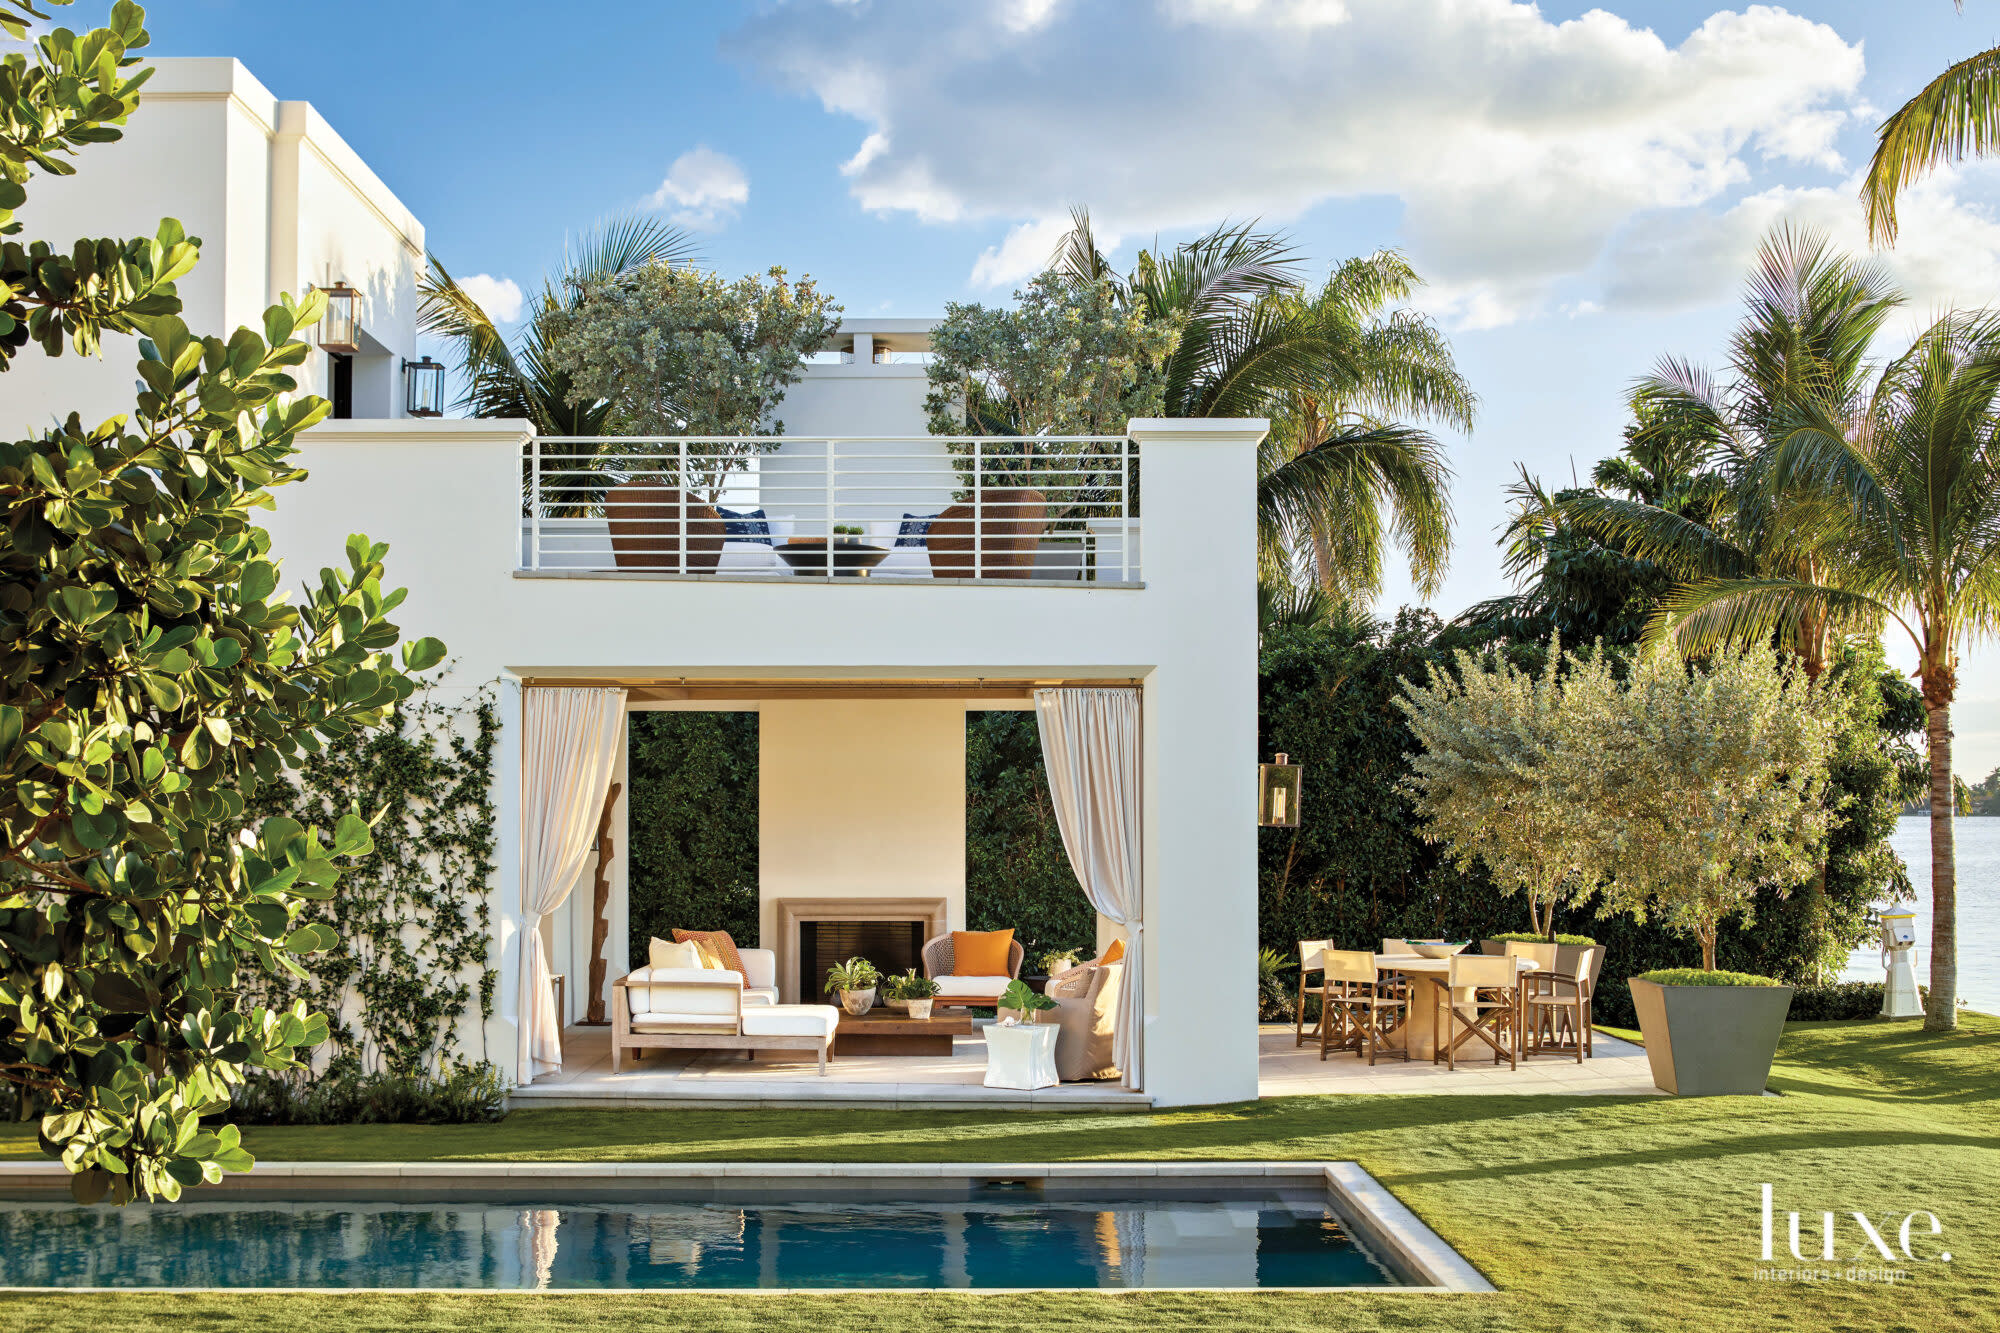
605,480,725,572
925,488,1048,579
921,932,1026,1009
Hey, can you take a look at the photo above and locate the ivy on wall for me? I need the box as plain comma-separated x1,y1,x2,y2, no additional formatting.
249,685,499,1077
627,710,760,956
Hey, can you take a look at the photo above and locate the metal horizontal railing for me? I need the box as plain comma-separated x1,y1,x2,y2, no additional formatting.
519,436,1140,583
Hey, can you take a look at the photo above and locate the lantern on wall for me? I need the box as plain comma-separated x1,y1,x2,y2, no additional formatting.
403,356,446,417
315,281,362,353
1259,752,1302,827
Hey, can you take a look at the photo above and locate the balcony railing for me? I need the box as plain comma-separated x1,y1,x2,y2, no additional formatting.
520,436,1140,582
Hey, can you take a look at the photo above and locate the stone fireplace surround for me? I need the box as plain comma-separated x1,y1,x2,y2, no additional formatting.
770,896,951,1004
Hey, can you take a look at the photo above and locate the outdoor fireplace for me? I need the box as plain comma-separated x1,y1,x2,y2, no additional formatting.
799,919,926,1003
770,897,951,1004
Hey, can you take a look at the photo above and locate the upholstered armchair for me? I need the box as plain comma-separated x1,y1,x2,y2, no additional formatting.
1045,960,1122,1082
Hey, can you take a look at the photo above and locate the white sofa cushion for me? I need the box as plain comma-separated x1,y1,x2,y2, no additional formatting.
631,1013,740,1033
933,975,1012,996
739,948,777,990
626,966,741,1017
873,547,931,578
744,988,779,1007
740,1004,840,1038
717,542,781,573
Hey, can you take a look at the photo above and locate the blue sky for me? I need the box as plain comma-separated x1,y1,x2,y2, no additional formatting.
147,0,2000,770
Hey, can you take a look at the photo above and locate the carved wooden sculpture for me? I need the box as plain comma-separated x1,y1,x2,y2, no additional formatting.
583,781,622,1025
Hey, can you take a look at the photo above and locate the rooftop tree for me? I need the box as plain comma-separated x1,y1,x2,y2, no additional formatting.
0,0,442,1202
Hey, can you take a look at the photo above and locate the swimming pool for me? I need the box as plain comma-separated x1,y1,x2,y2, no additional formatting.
0,1161,1489,1292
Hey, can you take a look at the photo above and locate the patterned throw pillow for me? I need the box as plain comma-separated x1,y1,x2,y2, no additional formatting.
717,506,772,545
673,929,746,977
896,512,939,548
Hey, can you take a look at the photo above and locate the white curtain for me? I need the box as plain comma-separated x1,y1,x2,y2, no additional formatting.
518,687,627,1083
1034,686,1143,1090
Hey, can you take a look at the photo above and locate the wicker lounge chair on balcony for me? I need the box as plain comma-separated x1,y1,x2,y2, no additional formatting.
605,479,726,572
926,487,1048,579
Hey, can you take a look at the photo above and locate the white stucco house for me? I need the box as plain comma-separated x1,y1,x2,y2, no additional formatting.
13,58,1268,1111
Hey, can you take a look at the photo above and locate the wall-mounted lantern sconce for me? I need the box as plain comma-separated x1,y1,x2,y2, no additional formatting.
403,356,446,417
1259,752,1302,827
316,282,362,353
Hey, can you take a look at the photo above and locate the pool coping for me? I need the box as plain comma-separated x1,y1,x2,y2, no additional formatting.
0,1159,1495,1295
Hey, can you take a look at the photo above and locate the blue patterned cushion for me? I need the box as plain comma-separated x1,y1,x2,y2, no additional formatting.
896,512,939,548
717,506,772,545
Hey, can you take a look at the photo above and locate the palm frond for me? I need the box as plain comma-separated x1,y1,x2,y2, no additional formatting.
1647,576,1896,662
1864,43,2000,244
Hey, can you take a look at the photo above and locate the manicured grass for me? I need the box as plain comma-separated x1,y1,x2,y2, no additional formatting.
3,1016,1996,1332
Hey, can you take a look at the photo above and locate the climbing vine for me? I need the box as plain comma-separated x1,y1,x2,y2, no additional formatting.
248,683,499,1077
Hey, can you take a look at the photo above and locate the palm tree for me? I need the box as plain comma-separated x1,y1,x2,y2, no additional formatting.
1862,2,1997,244
1557,227,1902,676
1643,310,2000,1032
1051,212,1474,603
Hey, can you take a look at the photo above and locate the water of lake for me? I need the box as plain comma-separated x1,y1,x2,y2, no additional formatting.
1841,815,2000,1015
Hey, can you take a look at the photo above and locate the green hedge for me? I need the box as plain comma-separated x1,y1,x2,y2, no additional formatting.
627,711,760,955
1258,612,1918,1026
966,711,1099,961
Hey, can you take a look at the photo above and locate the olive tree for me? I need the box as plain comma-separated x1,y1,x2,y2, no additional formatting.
1396,643,1605,938
0,0,443,1202
1574,648,1839,972
540,262,839,495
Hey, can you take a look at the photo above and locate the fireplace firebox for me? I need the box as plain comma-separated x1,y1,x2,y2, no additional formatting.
800,920,925,1004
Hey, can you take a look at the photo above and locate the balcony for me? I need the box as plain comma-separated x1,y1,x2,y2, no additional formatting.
519,436,1141,585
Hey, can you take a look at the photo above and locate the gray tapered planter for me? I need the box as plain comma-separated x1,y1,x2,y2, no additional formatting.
1629,977,1793,1095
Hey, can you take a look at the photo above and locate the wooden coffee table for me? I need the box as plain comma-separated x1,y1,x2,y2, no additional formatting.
833,1009,974,1056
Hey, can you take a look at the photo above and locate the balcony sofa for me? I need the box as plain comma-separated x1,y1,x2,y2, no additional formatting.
610,943,838,1073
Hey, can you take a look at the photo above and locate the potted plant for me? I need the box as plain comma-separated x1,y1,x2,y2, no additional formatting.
1573,647,1835,1095
824,957,881,1016
881,969,942,1020
997,979,1058,1025
1038,948,1081,976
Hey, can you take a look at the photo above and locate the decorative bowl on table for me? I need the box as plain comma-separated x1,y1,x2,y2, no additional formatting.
1407,940,1469,958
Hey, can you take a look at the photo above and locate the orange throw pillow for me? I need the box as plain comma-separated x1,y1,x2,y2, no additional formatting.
674,929,745,977
951,929,1014,977
1100,938,1126,965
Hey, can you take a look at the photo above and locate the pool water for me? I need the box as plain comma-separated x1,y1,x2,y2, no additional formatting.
0,1192,1401,1289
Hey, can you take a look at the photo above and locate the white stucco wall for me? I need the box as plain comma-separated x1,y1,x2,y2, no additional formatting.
261,416,1262,1108
5,58,423,435
757,699,968,944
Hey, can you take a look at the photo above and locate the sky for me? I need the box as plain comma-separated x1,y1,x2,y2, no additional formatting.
136,0,2000,772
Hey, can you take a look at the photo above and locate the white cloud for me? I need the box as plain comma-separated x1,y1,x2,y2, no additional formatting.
644,146,750,231
1600,166,2000,326
969,215,1116,288
457,273,524,324
727,0,1871,319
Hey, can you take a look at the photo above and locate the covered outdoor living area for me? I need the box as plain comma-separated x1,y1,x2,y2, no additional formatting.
511,672,1173,1110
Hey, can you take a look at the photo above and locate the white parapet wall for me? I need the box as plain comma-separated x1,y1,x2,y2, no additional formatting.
262,416,1264,1108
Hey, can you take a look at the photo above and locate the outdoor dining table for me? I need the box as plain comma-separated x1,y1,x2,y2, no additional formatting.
1371,953,1541,1061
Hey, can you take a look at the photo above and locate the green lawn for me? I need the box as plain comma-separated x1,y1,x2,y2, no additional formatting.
3,1017,1995,1332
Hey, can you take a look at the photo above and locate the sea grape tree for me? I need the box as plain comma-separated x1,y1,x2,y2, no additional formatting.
0,0,443,1202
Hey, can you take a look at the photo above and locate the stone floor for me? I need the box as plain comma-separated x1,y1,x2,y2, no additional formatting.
1256,1023,1661,1097
509,1020,1661,1109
